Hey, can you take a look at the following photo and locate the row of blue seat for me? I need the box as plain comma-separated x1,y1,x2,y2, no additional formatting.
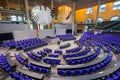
66,44,83,53
43,58,60,65
56,34,76,41
26,52,40,61
43,48,52,53
63,47,91,59
0,54,11,72
9,71,32,80
37,51,46,56
66,48,100,65
54,50,62,55
105,68,120,80
25,63,49,74
48,54,59,58
14,53,26,64
57,54,113,76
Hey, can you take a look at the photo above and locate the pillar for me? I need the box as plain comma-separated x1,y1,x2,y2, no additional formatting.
25,0,30,30
72,0,75,35
95,0,101,28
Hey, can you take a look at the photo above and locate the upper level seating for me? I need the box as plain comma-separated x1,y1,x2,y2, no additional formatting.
56,34,76,41
96,21,120,30
91,34,120,53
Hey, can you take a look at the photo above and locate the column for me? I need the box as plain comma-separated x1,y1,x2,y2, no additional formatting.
95,0,101,28
51,0,54,29
72,0,75,35
25,0,30,30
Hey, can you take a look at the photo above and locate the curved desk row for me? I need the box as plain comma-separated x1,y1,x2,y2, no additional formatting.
65,50,95,60
17,67,44,80
29,60,51,69
6,53,16,68
29,51,42,58
65,47,100,60
19,53,28,61
57,53,108,69
52,56,120,80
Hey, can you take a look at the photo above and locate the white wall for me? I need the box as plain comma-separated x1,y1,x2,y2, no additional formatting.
13,30,37,41
56,29,66,35
39,29,54,38
0,24,28,33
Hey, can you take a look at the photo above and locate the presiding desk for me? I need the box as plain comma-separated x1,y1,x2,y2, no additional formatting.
59,43,71,49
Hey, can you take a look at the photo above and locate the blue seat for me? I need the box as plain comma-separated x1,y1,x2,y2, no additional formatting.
58,70,64,75
86,67,93,73
9,72,15,78
115,70,120,76
66,70,71,76
19,75,25,80
106,77,113,80
73,70,80,75
41,68,48,73
25,77,32,80
111,74,119,80
80,69,86,75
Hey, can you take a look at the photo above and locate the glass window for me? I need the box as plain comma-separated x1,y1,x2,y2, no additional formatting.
86,7,92,14
99,4,106,12
110,16,120,21
97,18,104,23
113,1,120,10
86,19,92,23
10,15,17,21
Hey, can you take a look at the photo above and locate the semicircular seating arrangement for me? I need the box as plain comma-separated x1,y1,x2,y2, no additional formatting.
1,32,120,80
